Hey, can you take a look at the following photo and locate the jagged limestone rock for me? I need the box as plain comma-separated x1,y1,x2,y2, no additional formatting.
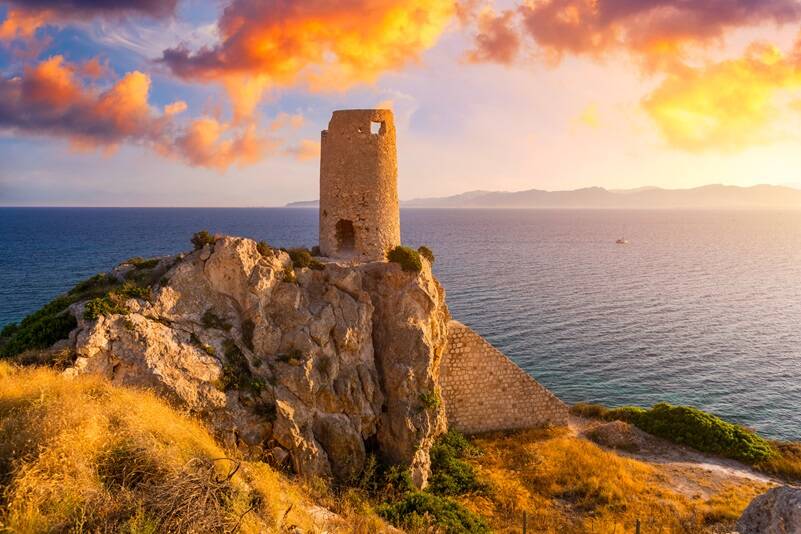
64,236,449,485
737,486,801,534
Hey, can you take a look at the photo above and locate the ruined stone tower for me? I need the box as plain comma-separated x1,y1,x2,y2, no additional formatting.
319,109,400,261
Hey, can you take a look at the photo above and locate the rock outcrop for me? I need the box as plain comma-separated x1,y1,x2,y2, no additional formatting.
737,486,801,534
64,236,449,485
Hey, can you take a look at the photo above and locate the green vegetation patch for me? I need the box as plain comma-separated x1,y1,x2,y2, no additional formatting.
428,431,486,497
190,230,216,250
571,402,774,464
636,403,774,464
125,257,160,270
419,390,441,410
288,248,324,271
256,241,271,258
1,273,121,357
84,295,129,321
379,492,489,534
386,246,422,273
367,431,489,533
219,340,265,393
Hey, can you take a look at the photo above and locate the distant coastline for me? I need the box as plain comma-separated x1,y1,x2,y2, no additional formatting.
287,184,801,210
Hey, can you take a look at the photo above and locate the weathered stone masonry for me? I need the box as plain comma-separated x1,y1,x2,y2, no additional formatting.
319,109,401,261
440,320,568,434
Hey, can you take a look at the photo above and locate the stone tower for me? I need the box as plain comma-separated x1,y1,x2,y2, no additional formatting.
319,109,401,261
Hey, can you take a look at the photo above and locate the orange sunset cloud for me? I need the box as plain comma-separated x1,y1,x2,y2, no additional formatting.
0,55,272,170
161,0,456,119
644,41,801,151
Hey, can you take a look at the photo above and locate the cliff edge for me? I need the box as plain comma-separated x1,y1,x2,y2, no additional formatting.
58,236,448,486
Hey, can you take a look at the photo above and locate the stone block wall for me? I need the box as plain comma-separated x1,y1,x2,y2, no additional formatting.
440,320,568,434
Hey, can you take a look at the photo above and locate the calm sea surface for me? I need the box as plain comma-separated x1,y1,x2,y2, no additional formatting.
2,208,800,439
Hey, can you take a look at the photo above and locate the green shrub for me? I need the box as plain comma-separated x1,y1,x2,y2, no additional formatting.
417,246,435,264
0,313,77,358
0,274,125,357
310,246,321,257
282,267,297,284
69,273,116,295
126,257,159,270
191,230,215,250
84,296,129,321
256,241,271,258
116,282,151,301
219,340,252,392
428,431,485,497
379,492,489,534
580,402,774,464
634,403,774,464
288,248,313,268
386,246,422,273
419,391,441,410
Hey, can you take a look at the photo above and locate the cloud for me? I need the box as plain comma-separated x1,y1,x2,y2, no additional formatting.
0,0,179,47
163,100,187,116
643,42,801,151
160,0,455,119
0,8,50,41
0,55,272,169
465,8,521,64
4,0,177,19
269,112,304,131
516,0,801,65
168,118,271,170
285,139,321,161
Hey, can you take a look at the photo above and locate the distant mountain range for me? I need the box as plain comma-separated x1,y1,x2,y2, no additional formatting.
287,185,801,209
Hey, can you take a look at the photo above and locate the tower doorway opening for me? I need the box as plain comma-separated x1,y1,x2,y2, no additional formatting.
335,219,356,253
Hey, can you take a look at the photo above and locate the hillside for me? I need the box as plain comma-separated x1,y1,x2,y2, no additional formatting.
403,185,801,209
288,185,801,210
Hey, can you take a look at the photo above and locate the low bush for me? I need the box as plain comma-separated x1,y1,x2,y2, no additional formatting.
256,241,271,258
417,246,435,264
191,230,216,250
379,492,489,534
126,257,160,270
573,402,774,464
419,390,441,410
288,248,313,268
219,340,252,392
1,273,133,357
84,295,129,321
386,246,422,273
428,431,486,496
635,403,774,464
0,313,77,358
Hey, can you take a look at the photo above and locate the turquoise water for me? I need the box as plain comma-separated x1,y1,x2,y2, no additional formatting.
2,208,800,439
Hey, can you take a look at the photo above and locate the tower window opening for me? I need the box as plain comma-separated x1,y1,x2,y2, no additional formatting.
335,219,356,252
370,121,383,135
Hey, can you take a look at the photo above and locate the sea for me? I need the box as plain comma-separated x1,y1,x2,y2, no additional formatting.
2,208,800,440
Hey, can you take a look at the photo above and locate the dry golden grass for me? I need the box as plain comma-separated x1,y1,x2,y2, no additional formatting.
0,361,387,533
757,441,801,482
461,428,769,534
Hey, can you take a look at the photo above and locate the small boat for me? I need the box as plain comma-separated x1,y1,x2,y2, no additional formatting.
616,238,629,245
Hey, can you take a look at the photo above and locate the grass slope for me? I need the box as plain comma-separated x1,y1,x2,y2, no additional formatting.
0,362,388,533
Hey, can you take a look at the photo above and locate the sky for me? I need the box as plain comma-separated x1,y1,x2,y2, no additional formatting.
2,0,801,206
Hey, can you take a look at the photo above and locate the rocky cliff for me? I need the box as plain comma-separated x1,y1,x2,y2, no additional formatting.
61,236,448,486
